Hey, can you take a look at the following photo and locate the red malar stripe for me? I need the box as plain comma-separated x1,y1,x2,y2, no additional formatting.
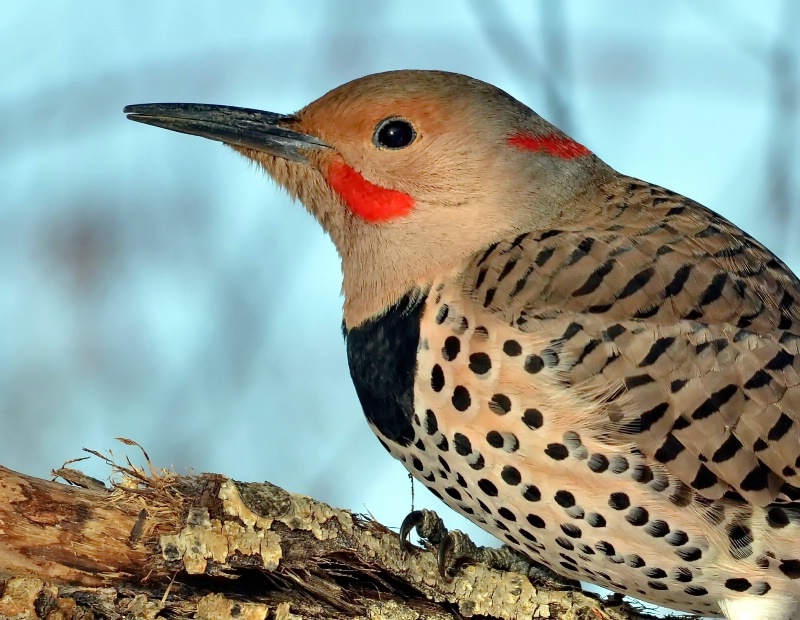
326,159,414,222
508,132,591,159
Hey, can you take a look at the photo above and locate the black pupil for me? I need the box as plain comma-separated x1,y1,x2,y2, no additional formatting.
377,120,414,149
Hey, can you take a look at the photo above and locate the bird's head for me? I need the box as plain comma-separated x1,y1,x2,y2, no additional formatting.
126,70,614,327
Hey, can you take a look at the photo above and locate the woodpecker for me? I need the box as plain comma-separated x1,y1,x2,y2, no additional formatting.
126,70,800,619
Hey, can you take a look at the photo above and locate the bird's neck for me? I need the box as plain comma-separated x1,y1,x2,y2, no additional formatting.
339,163,621,328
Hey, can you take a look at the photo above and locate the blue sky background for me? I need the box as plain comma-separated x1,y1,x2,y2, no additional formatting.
1,2,798,614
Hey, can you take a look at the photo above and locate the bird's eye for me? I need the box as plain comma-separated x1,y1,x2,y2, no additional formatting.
374,118,416,149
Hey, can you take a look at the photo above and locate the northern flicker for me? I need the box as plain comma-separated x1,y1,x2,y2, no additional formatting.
125,70,800,619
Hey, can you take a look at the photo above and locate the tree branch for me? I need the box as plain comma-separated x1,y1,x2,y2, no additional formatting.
0,451,650,619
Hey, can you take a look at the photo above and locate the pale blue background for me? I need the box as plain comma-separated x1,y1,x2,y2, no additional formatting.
1,2,798,615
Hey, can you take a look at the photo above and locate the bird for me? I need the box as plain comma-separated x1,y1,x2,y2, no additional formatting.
125,70,800,620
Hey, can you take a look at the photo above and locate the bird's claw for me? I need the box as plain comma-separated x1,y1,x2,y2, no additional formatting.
399,510,426,552
437,529,478,580
399,508,449,552
399,509,577,587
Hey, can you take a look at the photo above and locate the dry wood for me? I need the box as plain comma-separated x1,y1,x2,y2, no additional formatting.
0,447,653,619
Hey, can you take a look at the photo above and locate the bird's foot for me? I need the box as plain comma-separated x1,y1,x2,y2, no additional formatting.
399,509,579,589
400,509,449,551
479,545,580,590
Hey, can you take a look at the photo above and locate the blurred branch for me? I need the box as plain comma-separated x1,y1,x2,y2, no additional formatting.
766,0,799,249
0,455,647,619
681,0,770,60
539,1,573,133
467,0,573,132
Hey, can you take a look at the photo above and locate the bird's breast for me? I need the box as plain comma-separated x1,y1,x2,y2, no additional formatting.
344,292,425,448
367,275,785,616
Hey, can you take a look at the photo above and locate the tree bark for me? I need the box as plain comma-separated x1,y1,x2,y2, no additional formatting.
0,450,650,619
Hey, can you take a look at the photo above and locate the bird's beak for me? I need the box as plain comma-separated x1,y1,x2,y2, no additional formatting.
123,103,331,163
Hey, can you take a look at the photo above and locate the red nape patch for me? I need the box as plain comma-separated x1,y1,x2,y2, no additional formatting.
326,159,414,223
508,132,591,159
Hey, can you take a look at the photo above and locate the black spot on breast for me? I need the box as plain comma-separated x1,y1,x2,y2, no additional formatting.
503,339,522,356
519,528,538,542
767,507,790,528
452,385,471,411
566,506,585,519
424,410,438,434
609,456,629,474
501,465,521,486
522,485,541,502
724,578,751,592
608,492,630,510
588,453,609,473
443,336,461,360
632,464,654,484
676,547,702,562
453,433,472,455
648,581,669,591
545,443,569,460
524,354,545,373
595,541,615,555
431,364,445,392
346,293,424,446
586,512,606,528
650,474,670,493
468,452,486,470
489,394,511,415
469,352,492,374
626,506,649,526
751,581,771,595
526,513,546,528
554,490,576,508
779,559,800,578
486,430,503,448
665,530,688,546
645,520,669,537
478,479,498,497
498,506,516,521
670,481,694,507
445,487,462,500
522,408,544,429
684,586,708,597
560,523,582,538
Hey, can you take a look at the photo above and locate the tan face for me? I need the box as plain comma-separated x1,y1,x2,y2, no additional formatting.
125,70,611,326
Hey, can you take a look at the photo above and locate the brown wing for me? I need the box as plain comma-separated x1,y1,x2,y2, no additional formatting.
462,176,800,506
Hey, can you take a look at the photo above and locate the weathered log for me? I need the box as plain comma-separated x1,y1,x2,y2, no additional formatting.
0,449,650,619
